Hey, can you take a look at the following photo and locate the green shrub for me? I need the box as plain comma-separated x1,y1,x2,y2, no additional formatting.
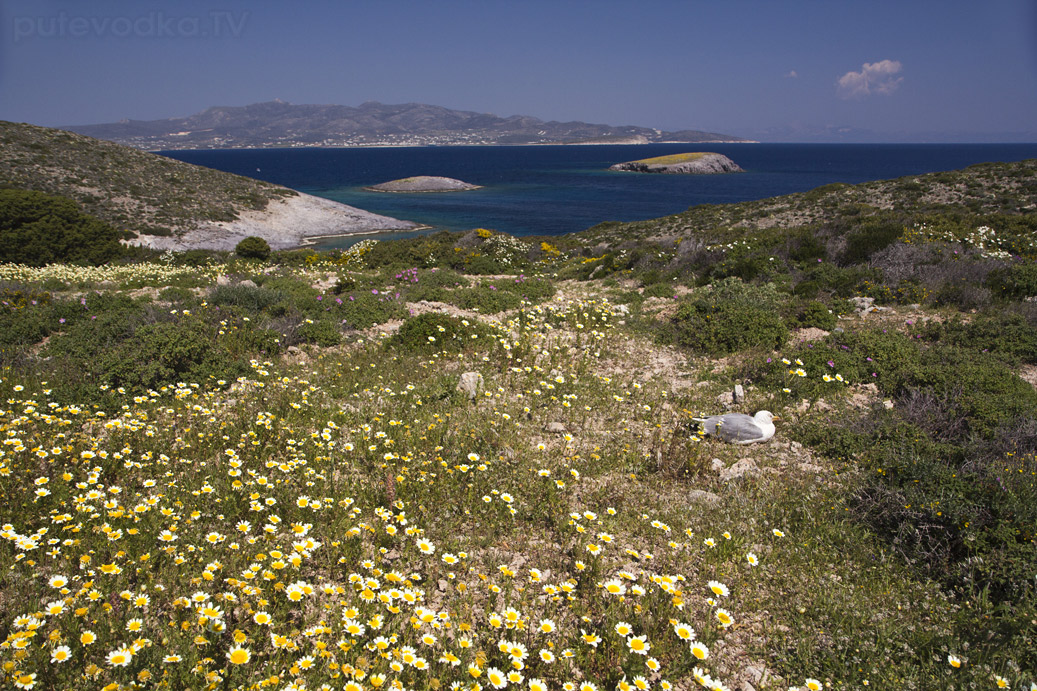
840,217,904,265
329,292,407,330
0,189,125,266
845,415,1037,608
671,278,789,355
796,300,837,330
986,261,1037,300
297,318,341,347
787,228,827,262
172,249,221,267
642,283,676,299
158,287,196,304
0,292,54,349
797,263,882,298
752,338,857,401
495,276,556,303
235,236,272,260
922,312,1037,365
209,284,288,313
902,345,1037,439
95,319,212,389
385,312,491,354
836,328,1037,440
452,284,523,313
259,276,319,307
331,276,357,294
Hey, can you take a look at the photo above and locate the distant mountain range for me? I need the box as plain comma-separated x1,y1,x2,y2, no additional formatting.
66,100,755,150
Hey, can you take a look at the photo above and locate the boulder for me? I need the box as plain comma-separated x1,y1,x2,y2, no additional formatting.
457,372,483,400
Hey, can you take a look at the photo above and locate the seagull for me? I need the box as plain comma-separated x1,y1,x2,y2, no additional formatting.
692,410,778,444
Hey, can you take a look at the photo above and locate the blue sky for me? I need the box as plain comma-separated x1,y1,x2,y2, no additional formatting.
2,0,1035,142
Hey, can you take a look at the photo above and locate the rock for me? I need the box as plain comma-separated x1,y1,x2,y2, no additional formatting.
457,372,483,400
239,279,257,288
883,399,894,409
217,274,233,286
609,152,743,174
720,458,759,481
688,489,721,504
850,296,875,315
365,175,481,193
613,304,630,316
544,422,567,434
733,384,745,404
716,391,735,407
744,664,781,689
711,458,725,472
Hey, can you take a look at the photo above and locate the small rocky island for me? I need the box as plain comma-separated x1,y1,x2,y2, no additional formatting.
365,175,482,193
609,152,743,174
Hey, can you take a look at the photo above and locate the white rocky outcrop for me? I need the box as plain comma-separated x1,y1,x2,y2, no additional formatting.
128,192,418,251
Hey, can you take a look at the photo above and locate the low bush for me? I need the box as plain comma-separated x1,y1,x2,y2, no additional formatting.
671,278,788,355
296,318,341,347
839,217,904,265
795,300,837,330
235,236,272,260
495,275,556,303
921,311,1037,365
0,189,125,266
986,260,1037,300
328,292,407,330
385,312,491,354
452,284,523,313
209,283,289,313
642,282,677,299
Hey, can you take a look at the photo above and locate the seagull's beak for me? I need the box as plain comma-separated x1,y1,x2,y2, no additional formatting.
771,415,780,421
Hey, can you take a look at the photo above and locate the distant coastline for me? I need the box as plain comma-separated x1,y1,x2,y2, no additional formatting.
148,139,760,152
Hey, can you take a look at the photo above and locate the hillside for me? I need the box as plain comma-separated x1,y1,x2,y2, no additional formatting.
66,100,755,149
581,158,1037,246
0,161,1035,690
0,120,417,247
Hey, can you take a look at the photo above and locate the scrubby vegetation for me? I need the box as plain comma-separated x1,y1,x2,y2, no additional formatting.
1,160,1036,691
0,120,295,237
0,189,126,266
235,236,272,261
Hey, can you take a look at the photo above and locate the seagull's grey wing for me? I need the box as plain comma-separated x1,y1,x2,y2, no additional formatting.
712,414,765,442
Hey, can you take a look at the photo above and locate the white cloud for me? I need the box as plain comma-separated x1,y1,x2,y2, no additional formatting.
837,59,903,98
784,70,798,79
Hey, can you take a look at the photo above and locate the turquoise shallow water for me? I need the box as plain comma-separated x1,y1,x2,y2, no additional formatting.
162,143,1037,247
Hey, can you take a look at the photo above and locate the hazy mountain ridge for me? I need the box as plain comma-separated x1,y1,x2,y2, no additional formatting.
67,100,754,149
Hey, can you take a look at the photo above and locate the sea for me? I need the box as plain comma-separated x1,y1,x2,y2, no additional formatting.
160,143,1037,249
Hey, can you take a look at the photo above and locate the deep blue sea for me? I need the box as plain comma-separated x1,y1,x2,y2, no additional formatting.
161,143,1037,248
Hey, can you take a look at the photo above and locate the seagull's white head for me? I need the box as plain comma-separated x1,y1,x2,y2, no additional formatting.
754,410,777,425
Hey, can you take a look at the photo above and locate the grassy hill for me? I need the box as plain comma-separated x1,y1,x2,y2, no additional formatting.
0,162,1035,690
583,158,1037,246
0,120,296,237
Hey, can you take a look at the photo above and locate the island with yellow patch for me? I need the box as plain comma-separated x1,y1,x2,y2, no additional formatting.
609,151,743,174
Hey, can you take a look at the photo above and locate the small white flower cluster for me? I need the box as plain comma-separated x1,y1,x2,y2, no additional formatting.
337,239,379,270
483,234,530,267
706,239,752,254
912,222,1035,260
